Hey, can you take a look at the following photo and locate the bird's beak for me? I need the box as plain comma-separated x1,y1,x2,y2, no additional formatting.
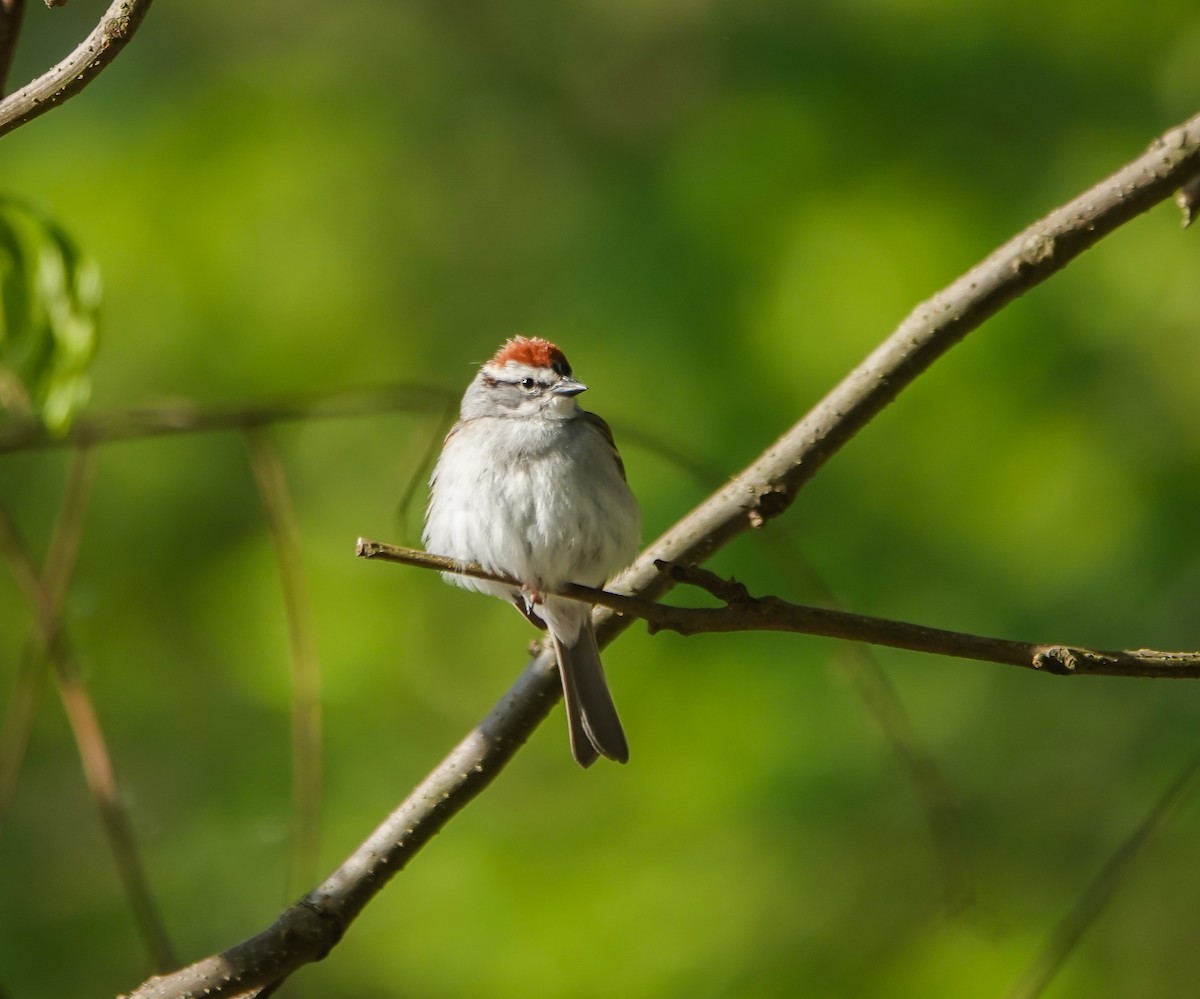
552,378,587,397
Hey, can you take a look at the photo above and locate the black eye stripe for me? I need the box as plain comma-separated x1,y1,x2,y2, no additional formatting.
502,374,551,391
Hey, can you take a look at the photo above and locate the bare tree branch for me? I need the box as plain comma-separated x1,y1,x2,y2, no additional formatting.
0,0,155,138
123,108,1200,999
358,542,1200,679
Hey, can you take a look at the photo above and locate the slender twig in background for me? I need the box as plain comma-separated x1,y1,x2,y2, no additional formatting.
124,108,1200,999
56,671,177,971
612,421,731,489
754,529,973,914
0,446,94,831
622,429,973,912
245,430,323,897
0,383,454,455
0,0,155,137
835,643,974,911
0,0,25,96
391,398,456,538
0,606,45,830
624,424,973,913
0,482,176,970
1003,750,1200,999
358,542,1200,679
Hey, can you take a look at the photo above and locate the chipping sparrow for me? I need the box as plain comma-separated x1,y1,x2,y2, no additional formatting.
423,336,641,767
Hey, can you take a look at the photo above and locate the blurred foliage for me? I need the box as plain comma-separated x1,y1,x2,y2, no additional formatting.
2,1,1200,998
0,199,101,433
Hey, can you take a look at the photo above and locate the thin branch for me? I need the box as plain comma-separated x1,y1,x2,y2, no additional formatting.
0,492,176,970
1003,749,1200,999
619,428,972,913
245,430,323,899
391,398,456,537
0,384,454,455
124,108,1200,998
834,642,974,912
356,542,1200,679
755,529,973,914
0,445,94,830
0,0,155,138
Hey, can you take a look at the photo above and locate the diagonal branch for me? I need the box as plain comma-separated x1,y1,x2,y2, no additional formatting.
123,107,1200,999
0,0,155,138
607,110,1200,612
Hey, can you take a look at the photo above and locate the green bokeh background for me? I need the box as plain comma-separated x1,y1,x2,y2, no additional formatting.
3,1,1200,996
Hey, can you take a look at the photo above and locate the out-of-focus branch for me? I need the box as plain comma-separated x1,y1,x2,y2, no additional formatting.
0,384,454,454
0,445,93,828
0,485,176,970
358,542,1200,679
0,0,154,138
124,108,1200,999
1004,749,1200,999
245,430,323,897
752,528,973,914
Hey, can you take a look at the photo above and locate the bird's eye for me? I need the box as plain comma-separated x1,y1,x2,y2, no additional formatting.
519,378,538,392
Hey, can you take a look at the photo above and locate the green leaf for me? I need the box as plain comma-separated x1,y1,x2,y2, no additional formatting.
0,198,102,434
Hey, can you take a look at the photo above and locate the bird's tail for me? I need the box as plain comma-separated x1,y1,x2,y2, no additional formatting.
553,618,629,767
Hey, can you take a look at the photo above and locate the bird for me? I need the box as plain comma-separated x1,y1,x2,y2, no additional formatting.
423,336,641,766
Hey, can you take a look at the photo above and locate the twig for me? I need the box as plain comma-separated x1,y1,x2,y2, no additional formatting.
834,642,974,912
124,108,1200,998
391,398,456,536
245,430,323,899
357,542,1200,679
754,528,973,913
614,430,973,913
0,445,94,830
0,491,176,970
1003,749,1200,999
0,0,155,138
0,384,454,454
